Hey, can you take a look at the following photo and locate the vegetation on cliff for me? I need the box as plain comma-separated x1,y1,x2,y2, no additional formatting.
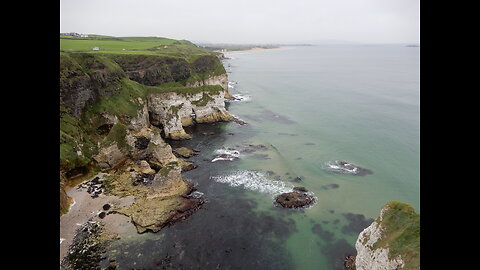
60,35,226,170
372,201,420,269
59,35,230,216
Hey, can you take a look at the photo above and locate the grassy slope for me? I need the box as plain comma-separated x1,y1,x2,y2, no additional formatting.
374,201,420,270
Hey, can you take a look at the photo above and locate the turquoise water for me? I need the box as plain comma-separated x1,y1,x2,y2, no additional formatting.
105,45,420,270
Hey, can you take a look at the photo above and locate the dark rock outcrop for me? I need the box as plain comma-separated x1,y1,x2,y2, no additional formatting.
275,191,315,208
60,220,109,270
60,53,125,117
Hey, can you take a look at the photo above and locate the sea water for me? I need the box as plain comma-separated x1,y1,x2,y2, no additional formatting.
104,44,420,270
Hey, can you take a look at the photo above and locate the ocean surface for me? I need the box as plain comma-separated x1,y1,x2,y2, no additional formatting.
103,45,420,270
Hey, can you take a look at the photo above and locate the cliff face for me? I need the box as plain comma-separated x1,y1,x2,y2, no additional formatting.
60,54,125,118
354,201,420,270
59,50,232,217
60,53,230,118
148,86,232,139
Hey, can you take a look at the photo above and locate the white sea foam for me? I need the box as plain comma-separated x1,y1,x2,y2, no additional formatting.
214,148,240,156
230,94,252,102
324,160,358,174
211,170,293,195
228,81,237,89
189,191,205,199
211,148,240,162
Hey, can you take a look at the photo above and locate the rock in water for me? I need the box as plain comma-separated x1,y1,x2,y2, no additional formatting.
60,220,109,269
275,191,315,208
293,186,308,192
344,255,357,270
173,147,199,158
177,158,198,172
211,148,240,162
324,160,373,176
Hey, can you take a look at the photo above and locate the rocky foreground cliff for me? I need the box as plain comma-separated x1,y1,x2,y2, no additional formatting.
348,201,420,270
59,44,234,233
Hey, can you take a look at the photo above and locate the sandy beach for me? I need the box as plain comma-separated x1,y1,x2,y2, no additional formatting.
59,173,136,264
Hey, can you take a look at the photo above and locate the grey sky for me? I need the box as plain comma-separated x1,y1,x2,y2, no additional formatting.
60,0,419,44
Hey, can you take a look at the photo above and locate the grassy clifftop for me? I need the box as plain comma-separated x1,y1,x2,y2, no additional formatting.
59,34,227,176
60,35,209,58
60,34,226,117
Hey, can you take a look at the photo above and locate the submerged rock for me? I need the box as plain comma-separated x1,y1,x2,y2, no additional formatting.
60,220,110,270
177,158,198,172
290,176,304,182
344,255,357,270
238,143,268,153
293,186,308,192
231,116,247,125
211,148,240,162
275,191,315,208
324,160,373,176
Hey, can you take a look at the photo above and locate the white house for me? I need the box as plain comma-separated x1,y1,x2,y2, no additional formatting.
92,47,100,51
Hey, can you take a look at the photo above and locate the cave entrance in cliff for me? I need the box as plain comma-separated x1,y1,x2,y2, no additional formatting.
66,166,89,179
148,113,164,130
96,124,113,136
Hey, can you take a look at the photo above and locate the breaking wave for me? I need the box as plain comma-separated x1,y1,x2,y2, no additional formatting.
188,191,205,199
230,93,252,102
211,148,240,162
210,170,293,195
228,81,237,89
323,160,373,176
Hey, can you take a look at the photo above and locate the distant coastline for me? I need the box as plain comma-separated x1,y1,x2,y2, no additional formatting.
219,47,283,54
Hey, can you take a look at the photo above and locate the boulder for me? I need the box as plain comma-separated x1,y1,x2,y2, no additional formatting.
275,191,315,208
93,143,127,169
173,147,199,158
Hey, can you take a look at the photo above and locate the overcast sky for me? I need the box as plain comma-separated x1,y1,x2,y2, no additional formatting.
60,0,419,44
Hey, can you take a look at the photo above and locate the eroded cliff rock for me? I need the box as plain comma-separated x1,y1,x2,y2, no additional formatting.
354,201,420,270
185,73,233,99
148,87,233,139
60,50,231,227
105,161,204,233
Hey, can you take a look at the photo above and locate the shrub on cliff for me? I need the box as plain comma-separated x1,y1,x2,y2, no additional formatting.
192,55,217,73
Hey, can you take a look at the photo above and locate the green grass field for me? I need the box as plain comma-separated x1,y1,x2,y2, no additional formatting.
60,35,211,57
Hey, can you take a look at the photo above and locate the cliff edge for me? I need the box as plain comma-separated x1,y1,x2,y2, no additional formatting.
352,201,420,270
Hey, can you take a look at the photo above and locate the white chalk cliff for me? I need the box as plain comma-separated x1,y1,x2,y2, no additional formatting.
354,201,420,270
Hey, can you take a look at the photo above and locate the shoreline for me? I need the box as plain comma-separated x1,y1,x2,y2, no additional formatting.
59,51,240,268
219,47,283,54
59,173,137,265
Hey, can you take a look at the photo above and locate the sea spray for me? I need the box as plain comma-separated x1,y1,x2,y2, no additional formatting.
211,148,241,162
210,170,293,195
323,160,373,176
